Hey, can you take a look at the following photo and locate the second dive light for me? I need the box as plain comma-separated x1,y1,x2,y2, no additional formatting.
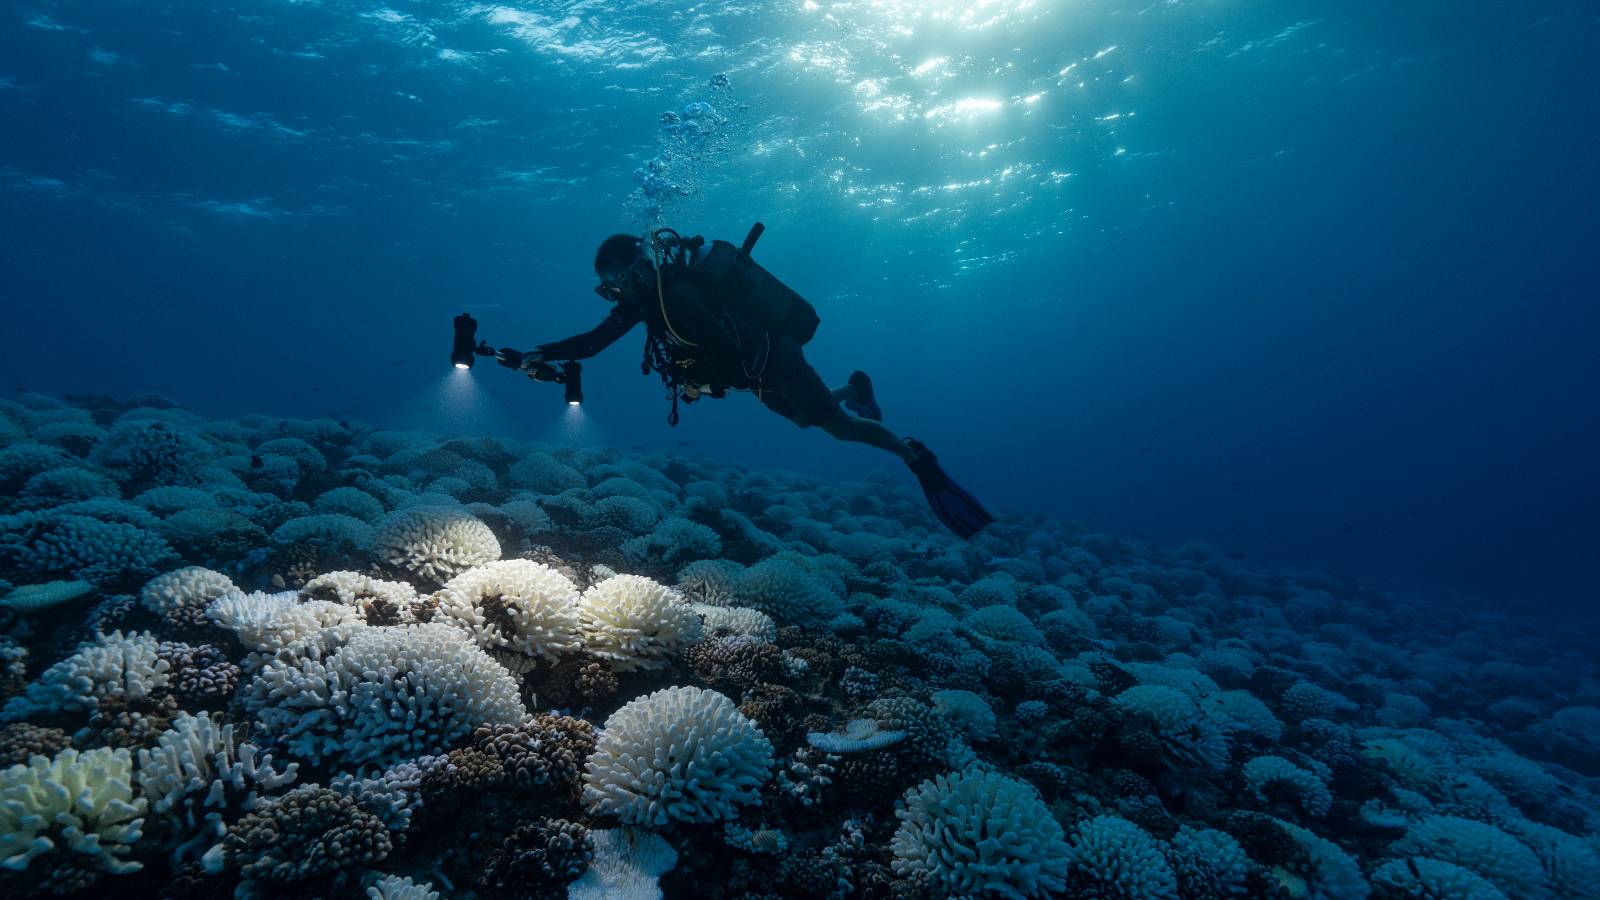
562,361,583,407
451,313,481,369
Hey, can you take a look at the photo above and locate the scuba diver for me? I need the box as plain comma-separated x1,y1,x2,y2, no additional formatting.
495,225,994,538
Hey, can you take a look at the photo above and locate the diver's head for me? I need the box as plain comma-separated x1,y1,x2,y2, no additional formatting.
594,233,651,303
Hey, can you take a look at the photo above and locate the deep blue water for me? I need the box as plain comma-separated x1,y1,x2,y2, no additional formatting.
2,0,1597,611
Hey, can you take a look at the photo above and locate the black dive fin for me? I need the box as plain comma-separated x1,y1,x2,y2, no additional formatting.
904,439,995,538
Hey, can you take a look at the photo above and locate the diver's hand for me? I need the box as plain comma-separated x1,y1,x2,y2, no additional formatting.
495,347,542,370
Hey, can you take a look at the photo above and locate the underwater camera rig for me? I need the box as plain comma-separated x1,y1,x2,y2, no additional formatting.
451,313,583,406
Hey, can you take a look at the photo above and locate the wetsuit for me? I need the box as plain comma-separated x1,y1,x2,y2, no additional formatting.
538,269,842,428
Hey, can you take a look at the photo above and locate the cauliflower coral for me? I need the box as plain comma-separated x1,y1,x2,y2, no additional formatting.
577,574,703,672
583,686,772,825
891,770,1070,899
370,506,500,585
435,560,583,662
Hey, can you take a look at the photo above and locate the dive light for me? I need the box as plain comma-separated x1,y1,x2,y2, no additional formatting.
451,313,479,369
562,362,583,406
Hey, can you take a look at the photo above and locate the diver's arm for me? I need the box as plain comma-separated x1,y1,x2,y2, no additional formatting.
531,305,642,361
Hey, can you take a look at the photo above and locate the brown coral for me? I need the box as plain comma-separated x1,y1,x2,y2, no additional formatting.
207,785,393,883
0,722,71,766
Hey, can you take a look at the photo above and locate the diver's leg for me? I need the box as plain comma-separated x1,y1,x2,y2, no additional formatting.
832,372,881,421
820,410,917,464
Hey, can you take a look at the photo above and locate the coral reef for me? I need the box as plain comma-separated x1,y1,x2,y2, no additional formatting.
0,393,1595,899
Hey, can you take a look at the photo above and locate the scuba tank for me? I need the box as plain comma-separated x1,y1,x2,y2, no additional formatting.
692,223,821,345
641,223,821,426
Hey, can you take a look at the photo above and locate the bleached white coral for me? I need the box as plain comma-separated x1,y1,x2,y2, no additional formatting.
692,603,777,641
620,517,722,566
733,558,840,622
963,604,1046,647
1204,690,1285,741
136,713,299,862
141,565,238,615
1371,857,1509,900
1506,820,1600,900
568,828,678,900
1113,684,1231,772
207,590,362,653
0,511,176,587
435,560,582,662
270,513,374,552
314,486,386,522
301,571,421,623
372,506,501,584
508,451,585,494
367,874,442,900
584,686,773,825
577,575,704,673
589,495,660,534
931,689,999,742
1063,815,1179,900
1166,826,1253,898
1391,816,1549,898
892,770,1070,899
0,747,146,878
241,623,524,769
20,466,120,504
806,718,906,753
1243,755,1332,818
1277,820,1370,899
2,630,170,720
676,559,743,606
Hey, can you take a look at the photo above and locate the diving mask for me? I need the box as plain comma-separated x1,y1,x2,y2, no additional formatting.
594,256,649,302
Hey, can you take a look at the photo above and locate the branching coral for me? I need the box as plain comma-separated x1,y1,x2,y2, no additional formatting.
693,603,777,641
892,770,1070,899
207,590,361,653
1391,816,1549,898
201,784,392,883
301,570,422,626
0,747,146,887
371,506,501,585
931,689,999,742
1242,755,1332,818
2,630,170,720
136,713,298,862
480,818,594,899
567,828,677,900
435,559,582,662
577,574,703,672
141,566,237,616
240,623,525,769
1062,815,1179,899
583,685,773,825
1113,684,1231,773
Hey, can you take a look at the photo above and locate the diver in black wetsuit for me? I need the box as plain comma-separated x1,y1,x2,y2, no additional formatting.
496,229,994,538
